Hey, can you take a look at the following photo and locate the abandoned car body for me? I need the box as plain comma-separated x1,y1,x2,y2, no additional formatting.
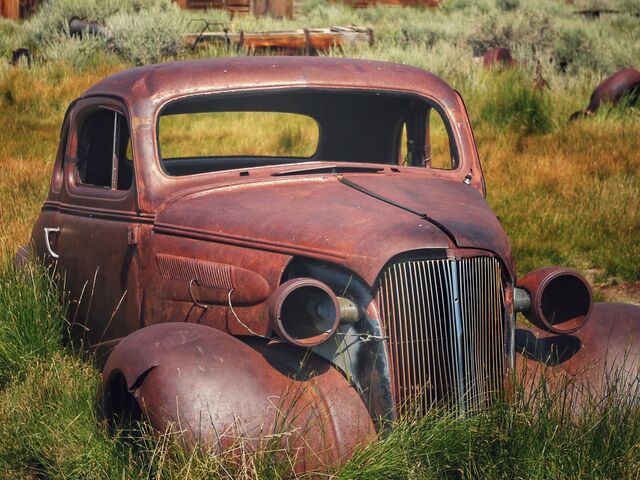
23,57,640,470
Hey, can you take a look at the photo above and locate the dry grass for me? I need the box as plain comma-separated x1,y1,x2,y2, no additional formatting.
0,61,125,255
481,117,640,288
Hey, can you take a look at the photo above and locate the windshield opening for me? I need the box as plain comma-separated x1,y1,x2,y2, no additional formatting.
157,89,459,176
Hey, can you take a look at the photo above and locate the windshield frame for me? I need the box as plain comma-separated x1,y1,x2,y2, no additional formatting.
153,87,462,178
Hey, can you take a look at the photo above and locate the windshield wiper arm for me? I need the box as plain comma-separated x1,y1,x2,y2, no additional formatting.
273,164,385,177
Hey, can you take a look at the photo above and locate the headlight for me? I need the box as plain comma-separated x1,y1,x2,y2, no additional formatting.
269,278,358,347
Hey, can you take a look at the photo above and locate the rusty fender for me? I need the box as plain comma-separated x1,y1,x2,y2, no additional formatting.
570,68,640,120
100,322,374,470
515,303,640,399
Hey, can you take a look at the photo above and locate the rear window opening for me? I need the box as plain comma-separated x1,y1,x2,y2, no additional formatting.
157,89,459,176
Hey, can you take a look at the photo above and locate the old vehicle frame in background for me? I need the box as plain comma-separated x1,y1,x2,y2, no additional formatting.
22,57,640,473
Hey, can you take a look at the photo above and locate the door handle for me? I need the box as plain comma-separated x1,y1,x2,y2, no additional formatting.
44,227,60,259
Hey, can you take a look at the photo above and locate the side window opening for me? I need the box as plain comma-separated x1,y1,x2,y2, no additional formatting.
399,106,457,170
76,109,133,190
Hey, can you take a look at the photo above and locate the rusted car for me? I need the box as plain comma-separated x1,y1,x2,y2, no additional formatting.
20,57,640,472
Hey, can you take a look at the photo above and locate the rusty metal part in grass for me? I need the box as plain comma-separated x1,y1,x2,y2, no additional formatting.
184,25,374,54
517,267,592,334
575,8,640,18
482,48,517,69
10,48,31,67
570,68,640,120
101,322,375,473
515,303,640,403
68,17,113,39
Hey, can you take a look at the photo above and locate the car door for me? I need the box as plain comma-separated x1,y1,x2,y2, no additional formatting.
49,98,142,351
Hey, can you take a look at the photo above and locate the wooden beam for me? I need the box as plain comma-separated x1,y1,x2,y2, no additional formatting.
1,0,20,19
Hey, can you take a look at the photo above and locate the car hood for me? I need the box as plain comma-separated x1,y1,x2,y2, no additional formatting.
154,173,514,285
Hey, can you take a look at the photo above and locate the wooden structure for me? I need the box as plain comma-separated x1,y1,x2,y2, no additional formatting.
0,0,40,19
175,0,296,18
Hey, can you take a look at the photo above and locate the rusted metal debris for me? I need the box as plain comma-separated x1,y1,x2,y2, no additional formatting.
570,67,640,120
514,268,640,404
482,47,517,69
68,16,113,39
20,56,640,473
184,23,374,54
10,48,31,67
481,48,549,89
60,17,372,56
516,303,640,404
575,8,640,18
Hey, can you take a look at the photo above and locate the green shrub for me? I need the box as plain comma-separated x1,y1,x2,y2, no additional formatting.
478,69,553,135
495,0,519,12
23,0,185,65
0,261,65,388
0,19,27,59
107,4,186,65
466,11,555,57
0,354,119,478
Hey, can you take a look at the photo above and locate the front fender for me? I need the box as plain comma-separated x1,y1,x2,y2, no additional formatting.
100,322,375,471
515,302,640,400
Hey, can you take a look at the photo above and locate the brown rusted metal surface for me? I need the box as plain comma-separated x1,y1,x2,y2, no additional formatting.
184,26,374,54
24,56,640,471
516,303,640,401
482,47,517,69
101,322,375,472
517,267,592,334
571,68,640,120
11,48,31,67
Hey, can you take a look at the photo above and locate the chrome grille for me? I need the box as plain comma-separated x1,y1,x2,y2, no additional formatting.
376,256,505,414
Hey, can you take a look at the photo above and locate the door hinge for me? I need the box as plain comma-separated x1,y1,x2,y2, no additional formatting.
127,225,140,245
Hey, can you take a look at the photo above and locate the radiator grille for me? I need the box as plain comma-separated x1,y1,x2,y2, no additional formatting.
376,256,505,414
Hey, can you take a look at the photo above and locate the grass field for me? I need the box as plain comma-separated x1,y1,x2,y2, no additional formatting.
0,0,639,477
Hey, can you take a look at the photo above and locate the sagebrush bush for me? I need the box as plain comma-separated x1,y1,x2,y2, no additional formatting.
40,33,114,70
478,69,553,135
23,0,184,65
107,4,186,65
466,10,556,57
0,19,27,59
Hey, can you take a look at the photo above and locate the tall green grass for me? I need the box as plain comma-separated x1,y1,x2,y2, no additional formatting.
0,261,65,387
0,263,639,478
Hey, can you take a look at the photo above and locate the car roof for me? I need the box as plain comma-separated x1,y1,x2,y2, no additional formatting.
81,56,460,114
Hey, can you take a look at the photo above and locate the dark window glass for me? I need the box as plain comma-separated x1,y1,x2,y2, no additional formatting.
76,110,132,190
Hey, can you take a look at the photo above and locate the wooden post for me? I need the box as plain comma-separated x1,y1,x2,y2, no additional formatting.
1,0,20,19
